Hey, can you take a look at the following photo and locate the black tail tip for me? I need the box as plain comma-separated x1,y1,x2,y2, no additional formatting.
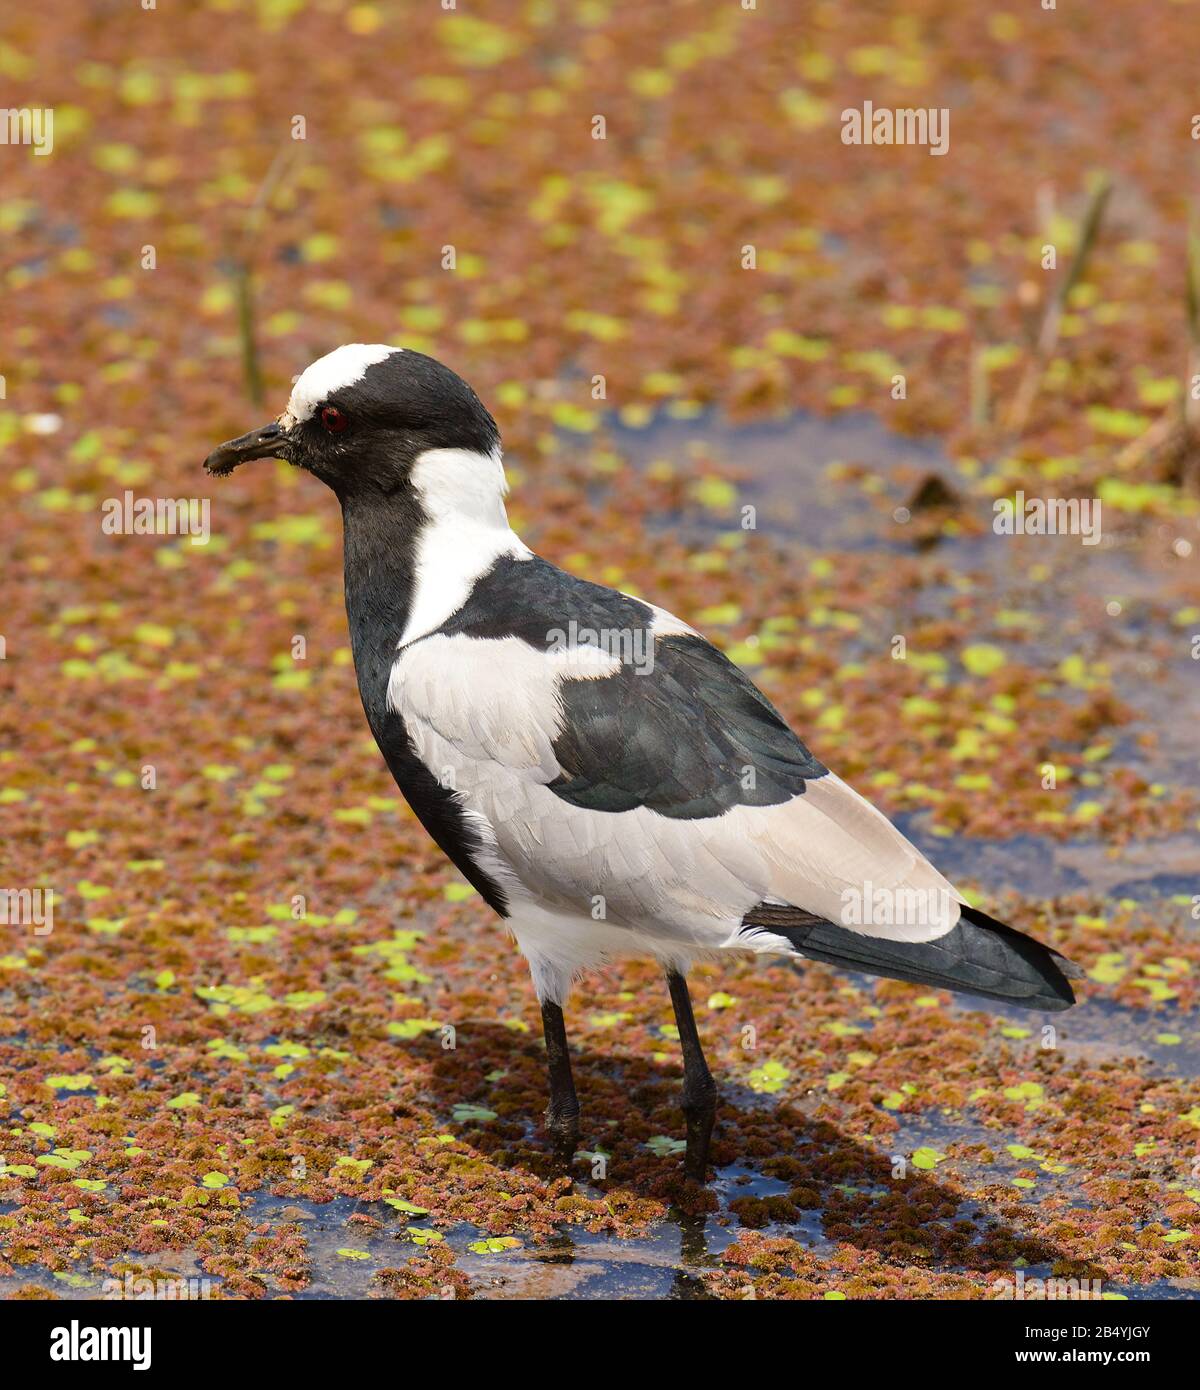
958,905,1079,1011
758,901,1082,1012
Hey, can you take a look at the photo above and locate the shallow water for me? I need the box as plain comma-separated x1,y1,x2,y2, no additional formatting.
6,409,1193,1303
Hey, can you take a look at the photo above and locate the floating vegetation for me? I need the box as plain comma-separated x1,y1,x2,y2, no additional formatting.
1,0,1198,1304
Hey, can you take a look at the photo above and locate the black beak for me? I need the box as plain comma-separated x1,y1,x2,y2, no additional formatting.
204,421,289,476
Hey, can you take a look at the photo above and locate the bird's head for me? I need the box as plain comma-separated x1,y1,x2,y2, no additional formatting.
203,344,502,503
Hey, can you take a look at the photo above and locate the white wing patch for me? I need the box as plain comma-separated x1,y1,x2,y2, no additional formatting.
390,633,617,778
639,598,701,640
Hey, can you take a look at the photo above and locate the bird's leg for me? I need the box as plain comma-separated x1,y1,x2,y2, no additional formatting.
540,1000,580,1167
666,971,717,1182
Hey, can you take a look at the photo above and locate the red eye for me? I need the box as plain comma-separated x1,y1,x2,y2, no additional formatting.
320,406,347,433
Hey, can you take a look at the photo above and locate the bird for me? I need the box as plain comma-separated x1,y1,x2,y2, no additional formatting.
205,344,1081,1180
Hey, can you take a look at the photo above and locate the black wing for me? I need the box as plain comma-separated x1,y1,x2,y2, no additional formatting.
440,554,827,820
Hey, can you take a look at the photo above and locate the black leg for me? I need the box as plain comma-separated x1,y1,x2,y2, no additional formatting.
666,971,717,1181
540,1000,580,1166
